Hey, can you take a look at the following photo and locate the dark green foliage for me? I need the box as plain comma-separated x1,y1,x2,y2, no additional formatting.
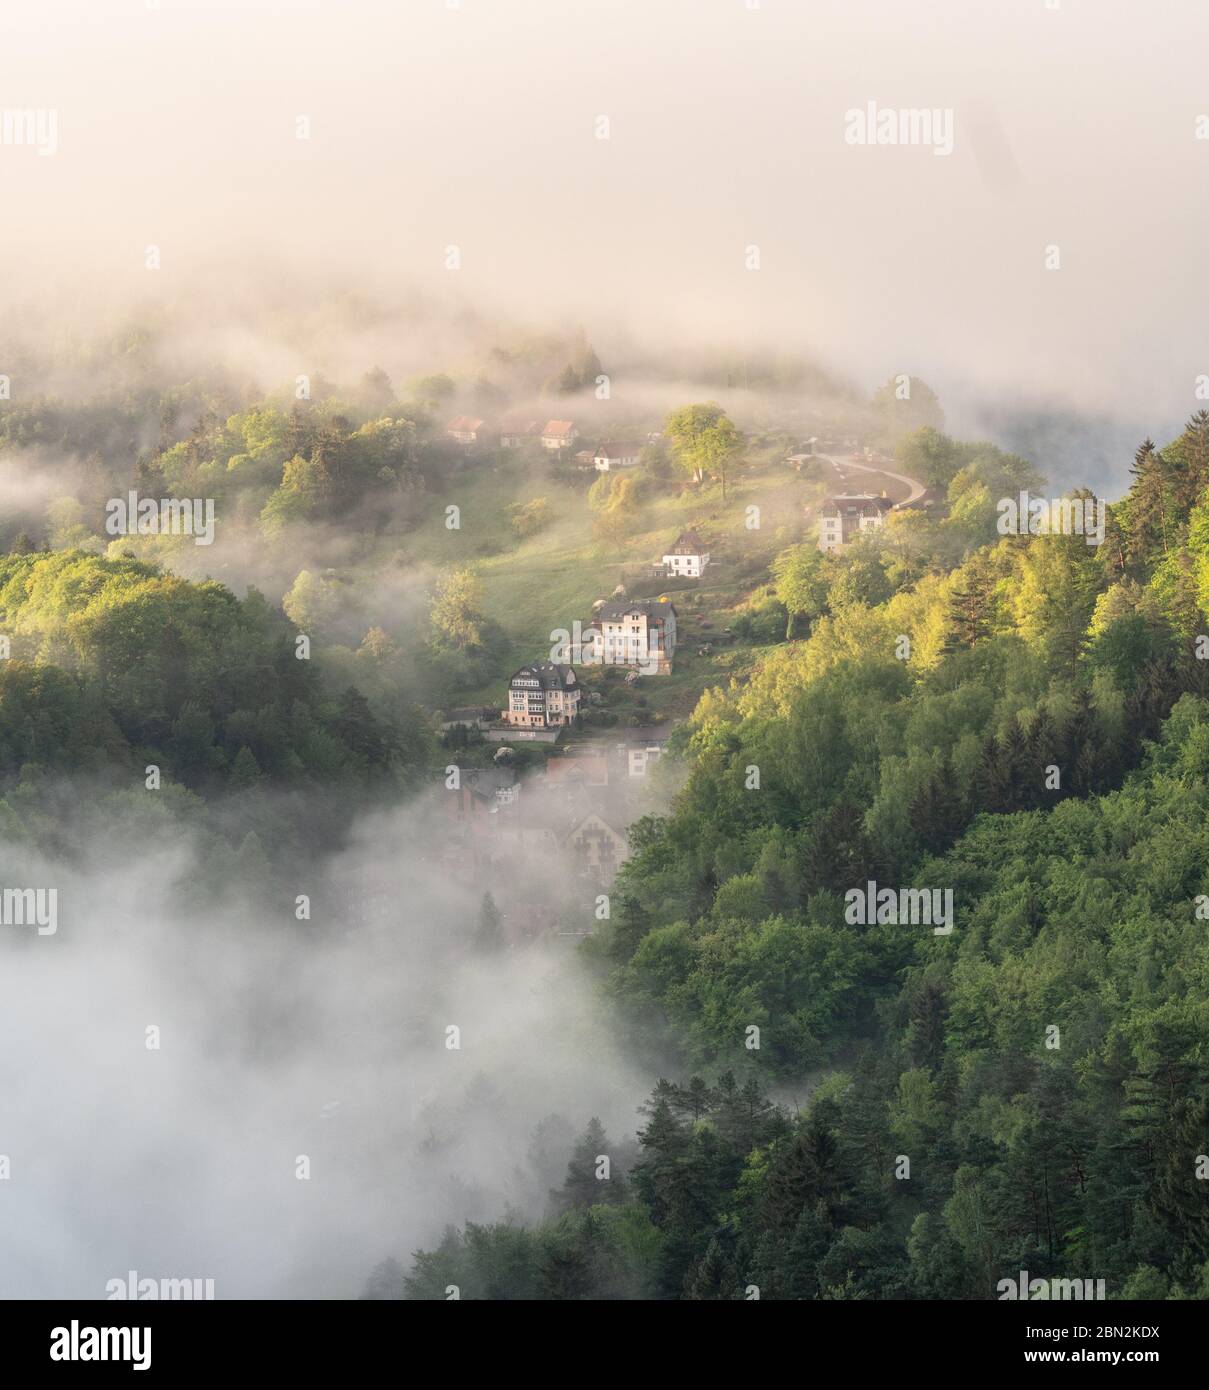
0,551,430,798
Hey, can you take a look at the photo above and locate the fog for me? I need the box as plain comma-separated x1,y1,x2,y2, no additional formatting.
0,785,655,1297
1,0,1204,1299
3,0,1206,475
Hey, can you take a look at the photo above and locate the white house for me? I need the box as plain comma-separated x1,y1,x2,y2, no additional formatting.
541,419,578,451
584,599,677,675
593,440,642,471
817,493,894,554
610,725,672,777
662,529,710,578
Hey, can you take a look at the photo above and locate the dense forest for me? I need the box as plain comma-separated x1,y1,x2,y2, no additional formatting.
3,324,1207,1300
390,413,1209,1299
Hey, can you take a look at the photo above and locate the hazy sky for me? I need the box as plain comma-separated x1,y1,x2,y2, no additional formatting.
3,0,1208,431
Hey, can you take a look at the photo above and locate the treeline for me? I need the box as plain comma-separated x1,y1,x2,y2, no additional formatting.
0,551,431,855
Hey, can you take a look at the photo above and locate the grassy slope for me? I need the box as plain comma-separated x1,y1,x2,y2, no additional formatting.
405,443,829,718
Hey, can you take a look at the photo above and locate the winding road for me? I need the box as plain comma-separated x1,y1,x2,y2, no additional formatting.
814,452,928,509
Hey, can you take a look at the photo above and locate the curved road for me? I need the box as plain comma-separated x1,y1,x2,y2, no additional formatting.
815,452,927,509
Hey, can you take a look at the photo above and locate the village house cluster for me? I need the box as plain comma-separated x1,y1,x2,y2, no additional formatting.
445,415,655,473
445,415,581,453
439,724,672,902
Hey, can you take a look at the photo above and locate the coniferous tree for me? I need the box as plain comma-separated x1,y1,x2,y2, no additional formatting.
1125,439,1175,567
671,1076,715,1125
553,1118,625,1212
803,798,879,895
944,567,995,651
909,759,970,856
474,891,506,952
1181,409,1209,500
360,1257,407,1300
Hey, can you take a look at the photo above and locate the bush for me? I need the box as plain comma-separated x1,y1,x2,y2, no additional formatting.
733,598,789,643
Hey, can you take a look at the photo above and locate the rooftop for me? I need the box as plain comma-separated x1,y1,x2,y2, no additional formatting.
594,598,677,622
667,529,707,554
820,493,895,517
509,660,578,690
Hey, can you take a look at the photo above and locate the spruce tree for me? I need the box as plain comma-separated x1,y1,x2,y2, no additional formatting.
474,892,506,952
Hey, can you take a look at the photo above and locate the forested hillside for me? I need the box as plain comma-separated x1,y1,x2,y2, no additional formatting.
4,321,1207,1302
0,549,431,867
395,414,1209,1299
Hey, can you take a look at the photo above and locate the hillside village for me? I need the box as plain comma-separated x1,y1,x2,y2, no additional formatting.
431,403,940,934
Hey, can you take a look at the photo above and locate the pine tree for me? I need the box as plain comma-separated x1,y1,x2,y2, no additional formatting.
944,568,994,651
684,1234,735,1300
538,1238,594,1300
1181,410,1209,499
906,978,948,1069
335,686,394,771
671,1075,716,1125
553,1117,624,1211
228,744,262,789
360,1256,407,1300
1125,439,1174,567
474,892,506,952
579,345,603,388
909,759,969,856
803,799,879,895
975,732,1013,814
632,1098,691,1230
1026,709,1062,808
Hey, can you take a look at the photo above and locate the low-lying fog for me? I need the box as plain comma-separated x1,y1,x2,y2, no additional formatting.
0,788,651,1298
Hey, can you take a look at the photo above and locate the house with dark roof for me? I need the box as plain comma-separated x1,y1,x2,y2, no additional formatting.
662,529,710,578
584,598,677,674
592,440,642,471
502,661,581,729
817,493,895,553
444,766,520,826
609,725,672,777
